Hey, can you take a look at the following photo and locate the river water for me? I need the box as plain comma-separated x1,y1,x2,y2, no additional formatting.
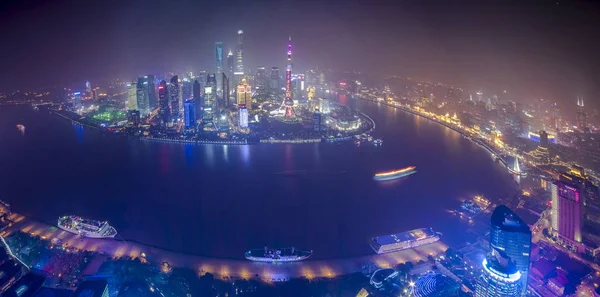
0,97,518,259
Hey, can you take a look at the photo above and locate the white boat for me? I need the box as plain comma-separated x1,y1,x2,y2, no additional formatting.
57,216,117,239
370,228,441,254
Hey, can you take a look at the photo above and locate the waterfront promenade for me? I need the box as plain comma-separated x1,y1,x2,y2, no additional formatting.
3,213,447,282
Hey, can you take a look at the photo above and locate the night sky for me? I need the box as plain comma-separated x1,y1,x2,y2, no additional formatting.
1,0,599,106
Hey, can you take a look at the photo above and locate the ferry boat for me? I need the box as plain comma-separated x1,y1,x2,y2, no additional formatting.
57,216,117,238
16,124,25,134
370,228,441,254
373,166,416,181
245,247,312,262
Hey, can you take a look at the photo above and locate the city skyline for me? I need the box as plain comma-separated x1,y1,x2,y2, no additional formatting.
1,0,599,107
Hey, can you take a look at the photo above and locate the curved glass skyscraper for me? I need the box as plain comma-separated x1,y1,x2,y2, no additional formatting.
488,205,531,297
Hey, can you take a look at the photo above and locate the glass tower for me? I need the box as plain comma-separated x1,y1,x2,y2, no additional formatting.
489,205,531,297
476,250,523,297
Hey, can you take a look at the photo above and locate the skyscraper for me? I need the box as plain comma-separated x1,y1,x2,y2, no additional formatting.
255,66,267,90
551,179,583,250
215,42,224,93
227,49,234,88
184,99,196,129
182,77,192,102
313,110,321,131
126,82,137,111
203,74,217,121
489,205,531,297
169,75,180,119
239,105,248,129
158,80,169,123
235,30,244,75
576,97,587,131
237,78,252,110
147,75,157,110
282,36,295,118
85,81,92,94
193,80,201,99
269,67,280,90
73,92,82,110
223,73,230,107
136,77,150,116
475,250,523,297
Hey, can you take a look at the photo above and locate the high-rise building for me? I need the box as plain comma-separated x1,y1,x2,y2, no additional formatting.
551,179,584,250
313,110,321,131
85,81,92,94
223,73,230,107
147,75,157,110
126,82,137,111
489,205,531,297
203,74,217,121
239,105,248,129
269,67,280,90
184,99,196,129
158,80,169,123
193,80,201,99
236,78,252,110
182,77,192,102
136,77,150,116
215,42,224,93
127,110,140,126
169,75,180,119
73,92,82,110
282,36,295,118
227,50,234,88
475,250,523,297
235,30,244,74
197,71,207,96
576,97,587,131
255,66,267,90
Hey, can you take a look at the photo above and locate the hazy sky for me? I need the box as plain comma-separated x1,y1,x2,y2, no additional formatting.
1,0,599,106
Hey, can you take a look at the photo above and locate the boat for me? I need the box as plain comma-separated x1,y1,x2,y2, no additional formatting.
57,216,117,238
370,228,441,254
372,139,383,145
373,166,416,181
16,124,25,134
245,247,312,262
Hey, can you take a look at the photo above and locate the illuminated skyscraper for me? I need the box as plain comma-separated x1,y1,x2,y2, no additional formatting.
147,75,157,109
489,205,531,297
282,36,295,118
203,73,217,121
182,77,192,101
136,77,150,116
227,49,234,90
235,30,244,75
158,80,169,123
85,81,92,94
215,42,224,93
184,99,196,129
551,179,583,250
223,73,230,107
73,92,82,110
255,66,267,90
126,82,137,111
169,75,180,119
269,67,280,90
236,78,252,110
239,105,248,129
576,97,587,131
475,249,523,297
313,110,321,131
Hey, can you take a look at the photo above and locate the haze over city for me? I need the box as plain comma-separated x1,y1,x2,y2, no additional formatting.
2,0,600,108
2,1,600,297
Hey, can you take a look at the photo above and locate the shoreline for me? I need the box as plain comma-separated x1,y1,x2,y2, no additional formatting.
3,212,447,281
50,105,377,146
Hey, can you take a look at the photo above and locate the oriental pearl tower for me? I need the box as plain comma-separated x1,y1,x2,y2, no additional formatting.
281,36,296,119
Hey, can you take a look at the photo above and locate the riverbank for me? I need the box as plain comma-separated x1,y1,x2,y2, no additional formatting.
3,212,447,282
51,105,376,146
